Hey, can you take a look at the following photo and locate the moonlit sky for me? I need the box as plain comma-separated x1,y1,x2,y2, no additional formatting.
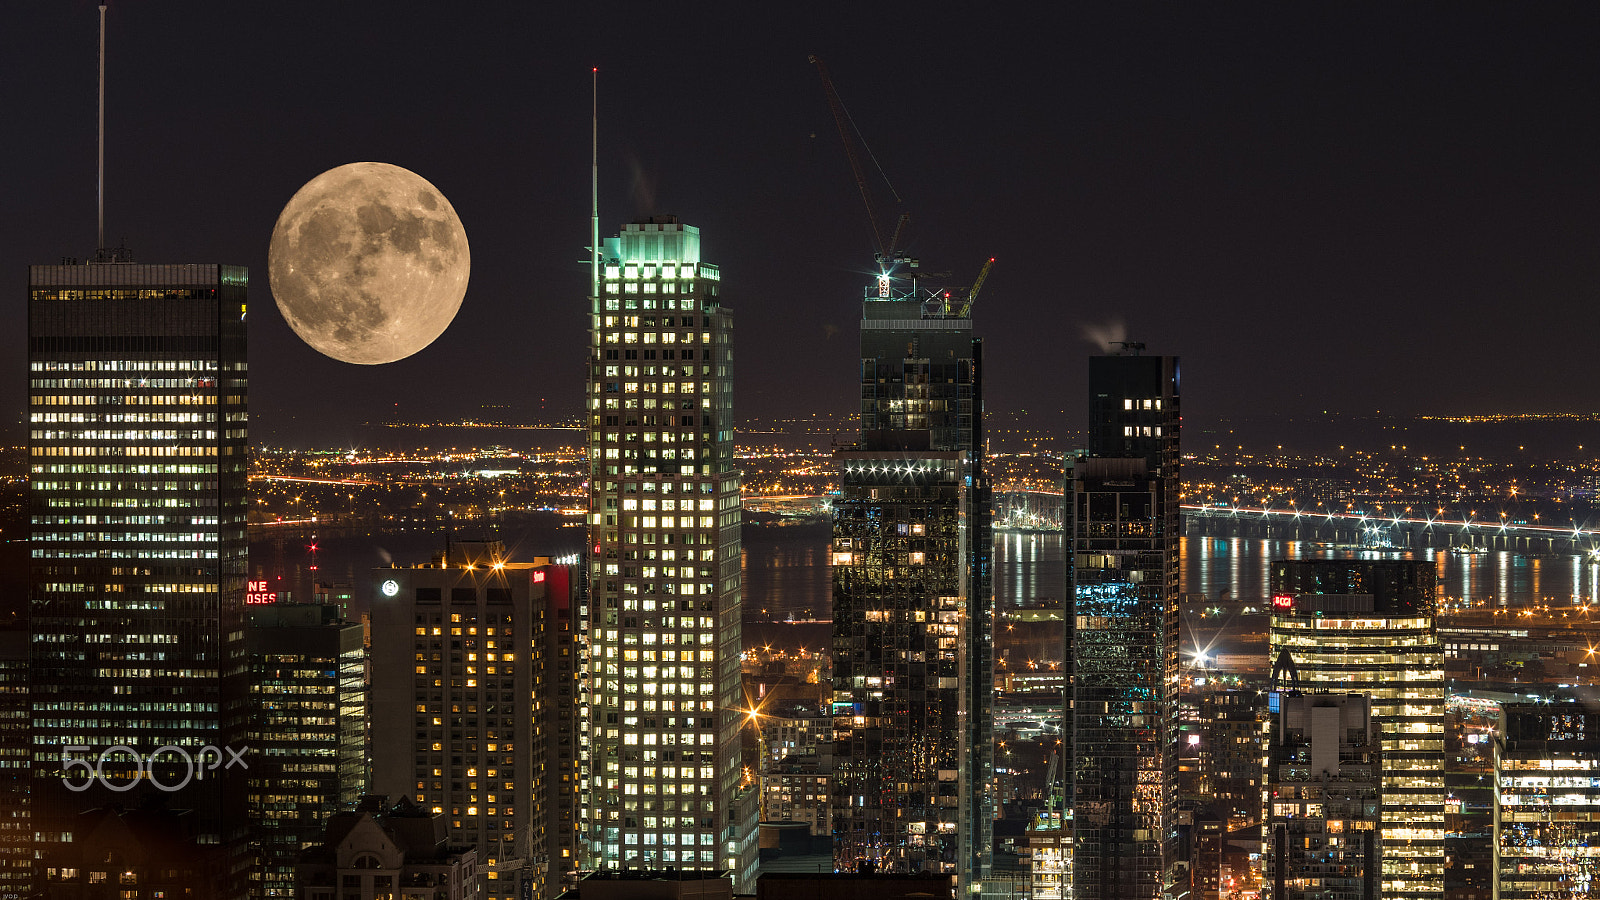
5,2,1600,446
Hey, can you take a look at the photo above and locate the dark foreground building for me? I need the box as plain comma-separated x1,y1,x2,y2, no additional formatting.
1066,350,1180,900
27,261,250,897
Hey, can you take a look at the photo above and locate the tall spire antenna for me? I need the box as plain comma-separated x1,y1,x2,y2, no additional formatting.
590,67,600,299
97,3,108,252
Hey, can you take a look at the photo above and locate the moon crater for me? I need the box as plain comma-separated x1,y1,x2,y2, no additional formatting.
269,162,470,365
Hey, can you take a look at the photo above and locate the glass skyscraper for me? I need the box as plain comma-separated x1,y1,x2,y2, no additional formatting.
1066,350,1180,900
582,218,756,888
830,264,993,890
26,261,250,897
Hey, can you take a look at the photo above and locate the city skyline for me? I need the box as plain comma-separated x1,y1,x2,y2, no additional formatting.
7,3,1600,447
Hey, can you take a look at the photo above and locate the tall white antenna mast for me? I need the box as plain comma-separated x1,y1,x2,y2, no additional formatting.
590,67,600,299
97,3,108,252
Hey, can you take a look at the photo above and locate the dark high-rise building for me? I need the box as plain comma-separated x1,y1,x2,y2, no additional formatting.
370,542,582,900
830,266,992,890
582,219,756,888
1066,350,1179,900
1268,559,1445,900
1494,701,1600,899
27,261,250,896
0,626,28,900
246,603,367,900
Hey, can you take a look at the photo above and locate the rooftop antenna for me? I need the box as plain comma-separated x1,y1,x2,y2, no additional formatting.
96,3,108,254
590,67,600,299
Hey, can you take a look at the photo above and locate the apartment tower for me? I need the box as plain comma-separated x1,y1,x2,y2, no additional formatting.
830,259,993,889
370,542,581,900
1066,349,1180,900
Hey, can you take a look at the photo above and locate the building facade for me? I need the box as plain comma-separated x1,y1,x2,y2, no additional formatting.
246,603,367,899
1268,560,1445,900
830,267,992,888
1066,351,1180,900
582,218,755,888
370,543,580,900
295,796,481,900
1263,690,1382,900
0,627,27,900
26,261,250,896
1494,701,1600,899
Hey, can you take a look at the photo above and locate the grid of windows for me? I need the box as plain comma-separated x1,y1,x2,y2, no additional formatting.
26,262,250,892
584,220,746,880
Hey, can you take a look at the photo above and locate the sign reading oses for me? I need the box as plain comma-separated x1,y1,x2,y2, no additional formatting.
246,580,278,605
381,579,400,597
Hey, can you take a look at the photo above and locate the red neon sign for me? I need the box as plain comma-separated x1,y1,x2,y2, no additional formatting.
1271,594,1294,611
246,579,278,605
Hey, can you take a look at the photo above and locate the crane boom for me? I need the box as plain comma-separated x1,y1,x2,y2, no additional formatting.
809,54,886,258
957,257,995,317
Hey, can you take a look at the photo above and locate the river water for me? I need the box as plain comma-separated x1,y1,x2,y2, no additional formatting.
252,518,1600,659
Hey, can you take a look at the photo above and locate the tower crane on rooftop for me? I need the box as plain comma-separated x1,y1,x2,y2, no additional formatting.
809,55,911,267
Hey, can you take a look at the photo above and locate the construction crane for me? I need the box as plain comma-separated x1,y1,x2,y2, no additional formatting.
809,54,907,263
956,257,995,317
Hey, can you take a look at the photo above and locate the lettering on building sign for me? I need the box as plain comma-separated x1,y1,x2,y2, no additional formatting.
533,571,546,583
246,580,278,605
1271,594,1294,612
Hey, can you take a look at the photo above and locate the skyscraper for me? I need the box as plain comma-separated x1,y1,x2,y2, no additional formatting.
27,260,250,896
829,264,992,888
583,219,756,888
1268,559,1445,900
1066,349,1180,900
1494,701,1600,899
246,602,367,900
370,542,580,900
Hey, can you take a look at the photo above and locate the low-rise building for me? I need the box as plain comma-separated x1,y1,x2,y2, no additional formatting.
295,795,480,900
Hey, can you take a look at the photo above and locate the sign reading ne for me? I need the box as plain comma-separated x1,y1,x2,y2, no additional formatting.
246,580,278,605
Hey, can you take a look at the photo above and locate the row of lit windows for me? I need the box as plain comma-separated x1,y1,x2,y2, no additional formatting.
34,532,214,542
34,515,218,526
602,330,708,344
33,429,216,441
32,446,218,457
32,412,215,423
32,378,216,389
37,463,219,474
31,360,218,372
33,394,216,406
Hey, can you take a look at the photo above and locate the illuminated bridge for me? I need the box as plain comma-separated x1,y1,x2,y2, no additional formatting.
993,490,1600,554
1182,504,1600,554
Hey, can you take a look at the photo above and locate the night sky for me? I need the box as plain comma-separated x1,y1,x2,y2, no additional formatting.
6,2,1600,447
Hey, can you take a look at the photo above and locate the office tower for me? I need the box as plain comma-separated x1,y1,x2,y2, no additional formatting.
1268,559,1445,900
1066,350,1180,900
583,218,755,888
1493,701,1600,899
1263,687,1382,900
370,542,580,900
246,602,367,899
830,265,992,887
27,260,250,895
0,626,27,900
295,795,482,900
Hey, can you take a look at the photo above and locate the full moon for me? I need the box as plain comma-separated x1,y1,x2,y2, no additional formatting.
268,162,470,365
